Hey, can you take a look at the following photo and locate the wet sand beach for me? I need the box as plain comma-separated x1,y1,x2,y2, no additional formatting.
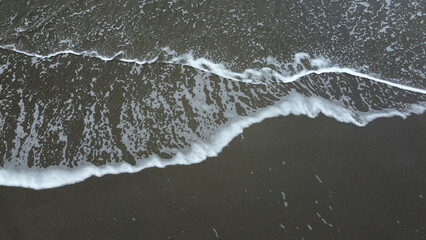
1,114,425,240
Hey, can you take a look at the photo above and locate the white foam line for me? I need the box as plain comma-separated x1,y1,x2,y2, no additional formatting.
0,93,425,190
173,54,426,94
0,44,114,61
168,53,426,94
0,44,158,65
2,45,425,94
276,67,426,94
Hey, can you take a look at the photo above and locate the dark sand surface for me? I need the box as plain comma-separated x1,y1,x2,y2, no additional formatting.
1,114,425,240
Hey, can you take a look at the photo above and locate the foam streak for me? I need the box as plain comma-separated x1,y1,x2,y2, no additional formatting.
1,45,425,94
287,68,426,94
0,44,158,65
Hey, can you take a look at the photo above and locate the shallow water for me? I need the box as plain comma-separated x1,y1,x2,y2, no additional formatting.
0,0,425,189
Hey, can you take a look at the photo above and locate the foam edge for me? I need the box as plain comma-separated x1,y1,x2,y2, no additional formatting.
0,93,425,190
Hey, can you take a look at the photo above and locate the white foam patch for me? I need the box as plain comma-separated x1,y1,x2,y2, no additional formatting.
0,92,425,190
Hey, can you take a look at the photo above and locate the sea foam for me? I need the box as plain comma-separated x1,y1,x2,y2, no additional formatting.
1,44,425,94
0,92,424,190
0,46,425,189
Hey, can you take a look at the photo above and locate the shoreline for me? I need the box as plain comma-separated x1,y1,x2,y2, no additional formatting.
1,113,425,239
2,96,424,190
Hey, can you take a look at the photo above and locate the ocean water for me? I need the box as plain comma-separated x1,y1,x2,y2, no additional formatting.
0,0,425,189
